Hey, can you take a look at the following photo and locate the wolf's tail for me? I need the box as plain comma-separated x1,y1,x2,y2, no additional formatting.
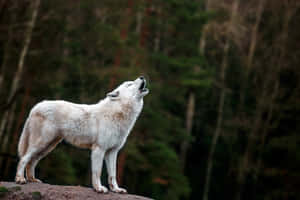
18,117,30,157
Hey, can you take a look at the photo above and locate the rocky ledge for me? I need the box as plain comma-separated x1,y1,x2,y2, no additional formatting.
0,182,153,200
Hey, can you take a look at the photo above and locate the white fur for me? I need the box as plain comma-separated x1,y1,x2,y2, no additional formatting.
15,77,149,193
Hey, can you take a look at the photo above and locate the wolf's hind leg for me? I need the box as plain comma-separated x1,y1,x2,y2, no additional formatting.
16,147,40,184
26,136,62,183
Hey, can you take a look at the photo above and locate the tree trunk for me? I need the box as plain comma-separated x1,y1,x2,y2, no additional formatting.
252,80,278,195
153,6,161,53
139,0,152,48
235,88,266,200
133,0,152,67
235,5,293,200
6,0,40,105
202,1,240,200
3,82,31,177
0,110,9,171
135,9,143,35
0,102,16,177
180,92,195,168
5,104,17,147
253,4,295,197
199,25,208,55
0,111,9,142
238,0,266,113
198,0,212,55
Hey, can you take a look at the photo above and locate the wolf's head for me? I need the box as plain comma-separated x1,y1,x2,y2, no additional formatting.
107,76,149,102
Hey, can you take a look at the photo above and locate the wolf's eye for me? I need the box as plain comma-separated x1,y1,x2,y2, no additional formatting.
126,83,133,87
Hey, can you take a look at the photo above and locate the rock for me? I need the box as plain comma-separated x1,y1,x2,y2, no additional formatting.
0,182,153,200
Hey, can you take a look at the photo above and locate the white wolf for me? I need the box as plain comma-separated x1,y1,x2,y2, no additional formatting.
15,76,149,193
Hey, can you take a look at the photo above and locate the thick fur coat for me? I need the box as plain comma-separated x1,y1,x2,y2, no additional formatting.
15,77,149,193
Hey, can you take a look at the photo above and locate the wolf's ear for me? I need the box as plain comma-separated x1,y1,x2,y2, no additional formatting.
107,91,120,100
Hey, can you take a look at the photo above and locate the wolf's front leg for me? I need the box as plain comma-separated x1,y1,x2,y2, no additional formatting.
105,149,127,193
91,147,108,193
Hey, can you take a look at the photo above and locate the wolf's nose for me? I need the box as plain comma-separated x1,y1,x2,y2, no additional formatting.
139,76,145,80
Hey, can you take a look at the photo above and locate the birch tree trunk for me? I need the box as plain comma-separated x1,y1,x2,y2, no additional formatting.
6,0,40,105
198,0,213,55
238,0,266,113
231,0,265,196
180,92,195,168
202,1,240,200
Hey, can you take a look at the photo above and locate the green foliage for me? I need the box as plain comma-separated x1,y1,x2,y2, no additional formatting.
0,186,9,197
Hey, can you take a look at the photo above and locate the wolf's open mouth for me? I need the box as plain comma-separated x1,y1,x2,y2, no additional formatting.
139,80,147,92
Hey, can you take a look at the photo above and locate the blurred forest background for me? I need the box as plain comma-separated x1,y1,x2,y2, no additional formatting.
0,0,299,200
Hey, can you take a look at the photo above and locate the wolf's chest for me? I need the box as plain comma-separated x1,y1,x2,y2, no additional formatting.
97,116,137,149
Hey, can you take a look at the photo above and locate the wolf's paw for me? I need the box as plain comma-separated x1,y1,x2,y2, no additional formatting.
111,187,127,194
15,176,27,184
95,185,108,193
27,177,42,183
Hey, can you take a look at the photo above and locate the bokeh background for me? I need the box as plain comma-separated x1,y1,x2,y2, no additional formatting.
0,0,299,200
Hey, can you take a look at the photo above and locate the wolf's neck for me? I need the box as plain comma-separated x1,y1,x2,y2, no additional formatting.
120,99,143,119
97,98,143,120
